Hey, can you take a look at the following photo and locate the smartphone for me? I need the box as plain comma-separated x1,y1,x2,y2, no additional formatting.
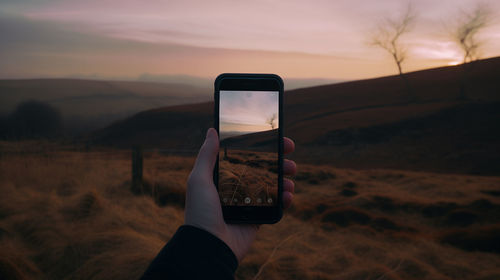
214,73,284,224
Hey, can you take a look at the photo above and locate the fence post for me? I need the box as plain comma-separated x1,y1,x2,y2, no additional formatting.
132,146,143,193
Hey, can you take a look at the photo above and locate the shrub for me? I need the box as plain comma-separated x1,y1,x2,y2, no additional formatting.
340,189,358,197
3,100,62,139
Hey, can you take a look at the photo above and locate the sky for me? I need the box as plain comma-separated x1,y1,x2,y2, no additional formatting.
219,90,278,139
0,0,499,81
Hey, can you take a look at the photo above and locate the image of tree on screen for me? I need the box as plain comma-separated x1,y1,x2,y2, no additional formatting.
219,91,279,206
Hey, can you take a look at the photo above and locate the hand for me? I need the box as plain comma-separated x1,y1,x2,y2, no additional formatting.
184,128,296,262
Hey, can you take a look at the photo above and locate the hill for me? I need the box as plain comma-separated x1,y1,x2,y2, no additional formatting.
92,102,213,149
220,129,278,151
93,57,500,175
0,79,211,133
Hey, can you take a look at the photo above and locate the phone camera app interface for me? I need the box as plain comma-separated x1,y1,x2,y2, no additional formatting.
219,90,279,206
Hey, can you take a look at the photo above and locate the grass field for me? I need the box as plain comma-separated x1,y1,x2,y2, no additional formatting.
219,150,277,206
1,142,499,279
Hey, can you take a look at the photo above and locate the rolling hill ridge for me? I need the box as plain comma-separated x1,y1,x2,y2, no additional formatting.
93,57,500,175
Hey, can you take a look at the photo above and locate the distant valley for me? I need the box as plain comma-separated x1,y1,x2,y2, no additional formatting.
0,79,211,133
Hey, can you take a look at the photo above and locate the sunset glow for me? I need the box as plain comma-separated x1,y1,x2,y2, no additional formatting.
219,91,278,140
0,0,499,81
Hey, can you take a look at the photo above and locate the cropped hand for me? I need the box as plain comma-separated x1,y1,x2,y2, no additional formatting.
184,128,296,262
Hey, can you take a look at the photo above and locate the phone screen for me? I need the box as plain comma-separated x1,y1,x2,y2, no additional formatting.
218,90,279,207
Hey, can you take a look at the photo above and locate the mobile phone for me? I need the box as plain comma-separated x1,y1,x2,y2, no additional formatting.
214,73,284,224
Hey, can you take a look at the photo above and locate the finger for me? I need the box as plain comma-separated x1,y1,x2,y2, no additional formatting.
284,178,294,193
192,128,219,179
284,159,297,176
282,191,293,209
284,137,295,155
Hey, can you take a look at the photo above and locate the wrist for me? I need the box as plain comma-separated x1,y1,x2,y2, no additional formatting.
183,222,236,260
181,225,239,266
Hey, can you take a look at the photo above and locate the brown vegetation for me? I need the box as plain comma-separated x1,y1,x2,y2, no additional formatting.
0,144,188,279
1,142,499,279
219,150,277,206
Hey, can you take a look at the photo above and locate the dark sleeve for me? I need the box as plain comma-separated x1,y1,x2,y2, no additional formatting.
141,225,238,280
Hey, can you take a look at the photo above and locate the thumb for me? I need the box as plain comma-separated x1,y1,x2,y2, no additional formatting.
193,128,219,179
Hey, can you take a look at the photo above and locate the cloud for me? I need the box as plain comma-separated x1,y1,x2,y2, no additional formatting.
0,12,211,78
1,0,499,80
0,12,388,80
220,91,278,126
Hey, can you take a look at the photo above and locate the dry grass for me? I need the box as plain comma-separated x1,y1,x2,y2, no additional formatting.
219,150,277,206
1,142,500,279
0,144,187,279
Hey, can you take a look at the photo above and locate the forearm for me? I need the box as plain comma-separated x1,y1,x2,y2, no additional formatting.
141,225,238,280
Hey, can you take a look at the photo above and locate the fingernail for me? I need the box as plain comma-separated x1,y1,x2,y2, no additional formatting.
206,128,215,139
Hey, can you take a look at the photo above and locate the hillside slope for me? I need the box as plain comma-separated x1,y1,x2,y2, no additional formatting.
93,57,500,175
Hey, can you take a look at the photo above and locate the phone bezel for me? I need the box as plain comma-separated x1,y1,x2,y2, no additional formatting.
214,73,284,224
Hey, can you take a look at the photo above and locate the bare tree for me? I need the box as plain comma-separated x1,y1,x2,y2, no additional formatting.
449,3,492,99
266,113,277,130
370,4,416,76
452,3,491,63
369,3,416,100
